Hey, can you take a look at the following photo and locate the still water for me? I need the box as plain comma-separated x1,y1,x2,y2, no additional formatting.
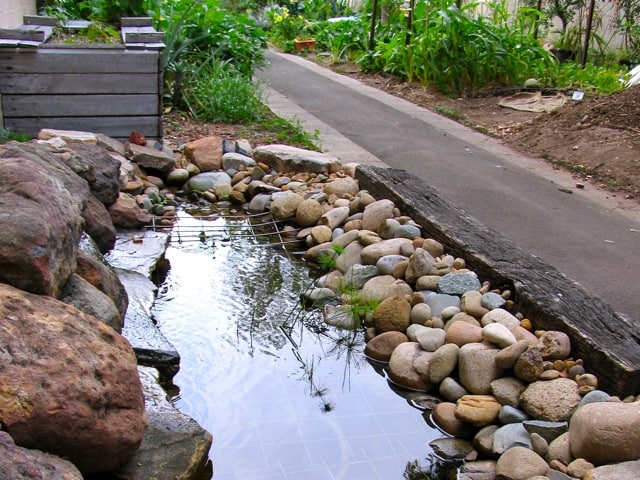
152,211,452,480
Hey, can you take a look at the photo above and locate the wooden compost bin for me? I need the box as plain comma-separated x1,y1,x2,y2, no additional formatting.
0,17,164,141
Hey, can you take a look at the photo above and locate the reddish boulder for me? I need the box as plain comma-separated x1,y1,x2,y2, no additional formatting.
0,283,146,474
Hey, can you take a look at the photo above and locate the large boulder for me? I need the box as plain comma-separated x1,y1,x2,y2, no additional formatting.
108,192,151,228
0,283,146,474
82,193,117,253
0,431,83,480
67,143,121,205
183,136,224,172
253,144,341,174
570,402,640,465
0,154,85,297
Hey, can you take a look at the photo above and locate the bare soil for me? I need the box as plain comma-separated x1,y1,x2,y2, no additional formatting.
163,61,640,204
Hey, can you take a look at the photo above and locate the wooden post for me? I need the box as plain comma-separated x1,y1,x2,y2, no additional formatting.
581,0,596,67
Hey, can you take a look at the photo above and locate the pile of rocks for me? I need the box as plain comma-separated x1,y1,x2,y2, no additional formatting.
1,126,638,480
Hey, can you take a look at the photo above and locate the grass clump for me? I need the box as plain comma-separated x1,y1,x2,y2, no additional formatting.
0,129,32,144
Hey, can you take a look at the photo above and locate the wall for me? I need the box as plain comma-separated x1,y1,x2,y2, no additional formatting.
0,0,36,29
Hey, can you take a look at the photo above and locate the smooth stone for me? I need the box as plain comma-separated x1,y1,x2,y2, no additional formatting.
373,295,412,333
415,275,440,291
461,290,489,318
481,308,520,330
536,331,572,360
570,402,640,465
387,342,433,391
295,198,324,227
221,151,256,171
395,224,422,239
360,238,414,265
253,144,341,174
429,438,475,460
437,272,482,295
493,423,532,455
406,324,427,342
361,275,413,302
334,242,364,273
410,302,432,325
530,432,549,459
432,402,476,438
429,343,460,384
405,248,436,283
459,343,503,394
166,168,190,186
441,305,461,319
567,458,594,479
320,205,350,230
495,340,530,370
490,377,526,408
302,287,335,302
445,320,483,347
310,225,333,244
426,294,461,318
548,432,573,465
577,389,610,408
481,292,506,310
356,229,381,246
458,460,497,480
332,229,360,249
584,460,640,480
421,238,444,257
376,254,410,277
439,377,469,402
499,405,530,424
455,395,502,427
495,446,549,480
520,378,581,422
187,171,232,192
322,176,359,197
473,425,499,457
415,327,446,352
361,199,395,232
324,305,358,329
482,322,517,348
343,264,378,290
364,331,409,362
269,192,304,220
522,420,568,444
378,218,401,239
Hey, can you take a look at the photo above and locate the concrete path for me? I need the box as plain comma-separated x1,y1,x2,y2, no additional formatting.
258,50,640,322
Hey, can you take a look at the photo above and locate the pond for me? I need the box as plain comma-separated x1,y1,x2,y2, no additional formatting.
152,210,457,480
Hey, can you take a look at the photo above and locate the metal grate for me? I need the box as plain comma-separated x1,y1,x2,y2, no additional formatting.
145,210,304,251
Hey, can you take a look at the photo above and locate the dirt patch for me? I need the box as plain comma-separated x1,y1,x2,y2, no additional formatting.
328,62,640,203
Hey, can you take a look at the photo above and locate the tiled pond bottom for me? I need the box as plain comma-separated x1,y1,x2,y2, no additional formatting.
152,212,456,480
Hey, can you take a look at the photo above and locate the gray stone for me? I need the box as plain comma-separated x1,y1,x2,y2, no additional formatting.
426,294,461,318
334,241,364,273
493,423,532,455
530,432,549,459
577,389,610,408
415,327,447,352
60,273,122,332
481,292,506,310
166,168,190,186
343,264,378,290
440,377,469,402
126,142,175,173
523,420,568,444
499,405,530,424
378,218,401,239
437,272,482,295
187,171,232,192
222,151,256,171
324,305,358,330
253,144,341,173
247,193,272,213
490,377,527,408
410,302,432,325
395,223,422,239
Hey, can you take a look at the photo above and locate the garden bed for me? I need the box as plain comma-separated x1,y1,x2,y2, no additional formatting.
0,17,164,141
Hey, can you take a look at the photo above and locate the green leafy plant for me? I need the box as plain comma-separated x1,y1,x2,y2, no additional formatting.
0,129,32,144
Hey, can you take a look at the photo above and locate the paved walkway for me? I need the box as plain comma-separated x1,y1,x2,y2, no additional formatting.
258,50,640,323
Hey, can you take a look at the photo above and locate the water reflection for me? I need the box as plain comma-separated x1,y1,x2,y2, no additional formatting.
153,210,457,480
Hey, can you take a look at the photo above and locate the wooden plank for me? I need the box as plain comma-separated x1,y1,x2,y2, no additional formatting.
4,115,160,140
121,17,153,27
0,49,159,74
23,16,59,26
121,28,165,45
0,73,159,94
0,26,51,42
355,165,640,397
3,94,159,116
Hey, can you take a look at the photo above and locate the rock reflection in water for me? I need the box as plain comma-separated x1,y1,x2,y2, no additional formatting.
152,210,454,480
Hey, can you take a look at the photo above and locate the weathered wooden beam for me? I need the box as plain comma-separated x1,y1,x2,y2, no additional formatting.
355,165,640,397
4,116,160,140
121,17,154,27
0,73,159,95
2,94,158,116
